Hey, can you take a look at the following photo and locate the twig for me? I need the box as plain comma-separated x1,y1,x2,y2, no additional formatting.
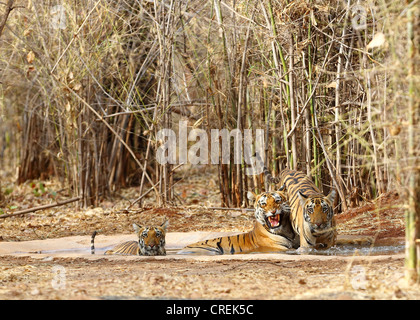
0,0,14,38
286,38,334,140
0,197,81,219
220,0,265,29
205,207,254,212
63,84,159,197
50,0,101,74
126,163,184,210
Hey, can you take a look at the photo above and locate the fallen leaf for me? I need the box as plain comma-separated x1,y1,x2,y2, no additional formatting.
26,51,35,64
27,66,35,76
72,83,82,91
326,81,337,89
366,32,385,50
23,28,32,37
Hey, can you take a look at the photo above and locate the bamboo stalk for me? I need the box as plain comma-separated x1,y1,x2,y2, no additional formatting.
237,7,255,204
405,5,419,283
0,180,3,204
313,105,346,209
302,52,311,176
264,0,292,170
306,20,317,181
66,86,159,197
288,36,297,170
334,1,351,207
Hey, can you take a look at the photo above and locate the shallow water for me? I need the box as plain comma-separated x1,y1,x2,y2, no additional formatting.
15,245,114,255
174,243,405,256
13,242,405,257
284,244,405,256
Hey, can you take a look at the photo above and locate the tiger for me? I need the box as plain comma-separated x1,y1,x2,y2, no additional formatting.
258,154,376,250
91,220,169,256
178,191,298,255
255,152,337,250
263,169,336,250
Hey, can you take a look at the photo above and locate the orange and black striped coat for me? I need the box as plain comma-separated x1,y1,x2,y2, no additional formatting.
178,191,299,255
274,169,337,249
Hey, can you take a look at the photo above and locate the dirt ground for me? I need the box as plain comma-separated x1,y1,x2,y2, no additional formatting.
0,166,419,300
0,254,415,300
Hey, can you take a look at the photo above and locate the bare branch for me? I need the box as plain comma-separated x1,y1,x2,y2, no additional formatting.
0,0,14,38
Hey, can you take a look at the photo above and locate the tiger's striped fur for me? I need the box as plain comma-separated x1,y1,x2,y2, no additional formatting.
91,220,169,256
276,169,337,249
254,152,337,249
178,191,298,255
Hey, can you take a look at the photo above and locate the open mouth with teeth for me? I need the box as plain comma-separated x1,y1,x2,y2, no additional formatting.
266,214,281,228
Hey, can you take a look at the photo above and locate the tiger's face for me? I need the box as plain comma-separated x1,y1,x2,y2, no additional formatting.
133,220,169,256
247,191,291,235
298,190,336,234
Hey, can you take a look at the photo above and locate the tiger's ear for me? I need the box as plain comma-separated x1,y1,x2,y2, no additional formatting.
297,191,308,206
327,189,337,203
247,191,257,202
278,183,286,192
133,223,142,233
161,220,169,231
275,189,288,200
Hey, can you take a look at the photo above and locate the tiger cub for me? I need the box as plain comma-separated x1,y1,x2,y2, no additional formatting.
178,191,298,255
91,220,169,256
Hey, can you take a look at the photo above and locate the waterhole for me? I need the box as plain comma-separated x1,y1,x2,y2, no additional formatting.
11,235,405,257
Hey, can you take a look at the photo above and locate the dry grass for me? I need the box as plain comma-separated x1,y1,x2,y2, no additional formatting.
1,1,418,208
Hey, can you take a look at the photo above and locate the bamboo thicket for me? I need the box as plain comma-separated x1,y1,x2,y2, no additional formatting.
0,1,419,277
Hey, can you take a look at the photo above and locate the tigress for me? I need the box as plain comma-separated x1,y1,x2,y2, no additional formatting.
178,191,298,255
91,220,169,256
264,166,337,250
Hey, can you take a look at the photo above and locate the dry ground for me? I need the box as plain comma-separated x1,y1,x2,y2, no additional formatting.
0,166,419,300
0,254,414,300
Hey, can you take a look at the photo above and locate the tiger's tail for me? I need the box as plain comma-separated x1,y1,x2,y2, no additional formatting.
255,152,285,187
91,231,97,254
